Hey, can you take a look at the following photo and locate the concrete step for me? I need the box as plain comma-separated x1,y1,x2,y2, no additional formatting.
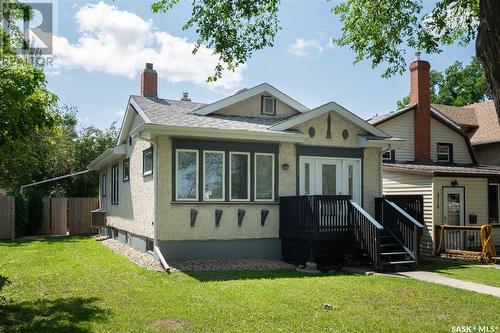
381,252,407,256
383,260,416,265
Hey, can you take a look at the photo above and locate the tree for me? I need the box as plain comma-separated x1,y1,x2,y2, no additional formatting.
396,57,492,108
0,0,59,149
151,0,500,117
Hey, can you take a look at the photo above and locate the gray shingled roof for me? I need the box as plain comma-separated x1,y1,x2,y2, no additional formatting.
131,95,288,133
383,163,500,176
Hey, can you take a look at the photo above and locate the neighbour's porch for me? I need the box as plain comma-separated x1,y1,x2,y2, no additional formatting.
279,195,424,271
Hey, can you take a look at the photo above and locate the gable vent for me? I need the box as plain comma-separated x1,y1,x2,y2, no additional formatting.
261,95,276,115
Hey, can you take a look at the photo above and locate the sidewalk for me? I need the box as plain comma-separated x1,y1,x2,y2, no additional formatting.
393,271,500,297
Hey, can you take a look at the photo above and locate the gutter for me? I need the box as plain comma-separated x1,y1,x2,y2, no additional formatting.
139,133,171,273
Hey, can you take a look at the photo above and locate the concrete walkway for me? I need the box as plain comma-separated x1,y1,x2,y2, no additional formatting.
394,271,500,297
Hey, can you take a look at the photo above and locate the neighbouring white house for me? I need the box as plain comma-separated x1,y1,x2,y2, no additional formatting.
88,63,415,269
369,56,500,256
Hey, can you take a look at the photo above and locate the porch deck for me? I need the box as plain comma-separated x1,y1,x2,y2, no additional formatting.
279,195,424,271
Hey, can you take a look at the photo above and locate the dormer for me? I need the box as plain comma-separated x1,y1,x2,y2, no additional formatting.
192,83,309,119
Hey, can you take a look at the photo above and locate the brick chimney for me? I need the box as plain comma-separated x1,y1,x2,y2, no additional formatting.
140,63,157,97
410,52,431,162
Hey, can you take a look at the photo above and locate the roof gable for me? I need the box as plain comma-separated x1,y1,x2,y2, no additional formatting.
117,96,151,145
271,101,391,138
192,83,309,116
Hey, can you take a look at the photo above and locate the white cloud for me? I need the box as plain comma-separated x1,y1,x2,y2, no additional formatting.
288,38,324,57
51,2,245,92
114,110,125,117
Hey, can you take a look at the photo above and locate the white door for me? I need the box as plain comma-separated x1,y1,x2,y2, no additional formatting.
299,156,361,203
443,187,465,249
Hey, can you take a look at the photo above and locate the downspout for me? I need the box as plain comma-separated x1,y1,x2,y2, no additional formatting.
139,133,171,272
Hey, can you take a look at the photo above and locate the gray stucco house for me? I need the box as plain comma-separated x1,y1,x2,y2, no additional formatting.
88,63,401,265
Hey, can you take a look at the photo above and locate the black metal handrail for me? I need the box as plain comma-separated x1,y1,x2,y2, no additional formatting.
348,200,383,270
376,198,423,263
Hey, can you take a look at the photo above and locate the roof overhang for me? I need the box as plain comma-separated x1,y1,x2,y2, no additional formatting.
358,136,405,150
271,101,392,139
383,164,500,178
130,123,308,143
87,144,127,170
472,139,500,146
192,83,309,115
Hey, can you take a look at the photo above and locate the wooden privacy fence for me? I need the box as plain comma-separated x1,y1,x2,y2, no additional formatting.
41,197,99,235
0,195,15,240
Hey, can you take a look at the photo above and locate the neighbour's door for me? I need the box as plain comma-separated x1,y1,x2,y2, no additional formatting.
443,187,465,249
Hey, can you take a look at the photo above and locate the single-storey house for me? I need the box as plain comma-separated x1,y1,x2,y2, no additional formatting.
369,56,500,255
89,63,406,266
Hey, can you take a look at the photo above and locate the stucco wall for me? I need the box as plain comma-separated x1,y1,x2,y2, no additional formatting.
278,143,296,196
362,148,381,215
213,94,299,119
99,122,154,238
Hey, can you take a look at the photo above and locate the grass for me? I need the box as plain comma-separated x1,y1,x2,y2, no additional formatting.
419,259,500,288
0,237,498,333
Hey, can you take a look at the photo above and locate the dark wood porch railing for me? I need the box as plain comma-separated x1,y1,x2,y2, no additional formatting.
279,195,383,268
375,197,424,264
349,201,383,270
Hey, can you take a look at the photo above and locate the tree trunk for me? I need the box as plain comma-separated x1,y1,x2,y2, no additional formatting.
476,0,500,120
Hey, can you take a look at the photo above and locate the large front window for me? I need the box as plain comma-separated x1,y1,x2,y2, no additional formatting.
203,151,224,200
176,149,199,201
255,153,274,201
230,152,250,201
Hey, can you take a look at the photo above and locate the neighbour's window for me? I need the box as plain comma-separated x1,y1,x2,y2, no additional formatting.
261,95,276,115
123,158,130,182
176,149,199,201
437,143,453,163
111,164,119,204
101,174,107,197
382,149,395,163
143,147,153,176
255,153,274,201
203,151,224,201
230,152,250,201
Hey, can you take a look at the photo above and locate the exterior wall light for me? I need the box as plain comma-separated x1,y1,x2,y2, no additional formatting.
282,163,290,171
451,180,459,186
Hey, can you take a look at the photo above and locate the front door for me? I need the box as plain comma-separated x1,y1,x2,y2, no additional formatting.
443,187,465,249
299,156,361,203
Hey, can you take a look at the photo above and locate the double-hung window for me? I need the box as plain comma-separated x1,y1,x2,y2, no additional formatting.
203,151,225,201
382,149,395,163
111,164,119,204
230,152,250,201
255,153,274,201
123,158,130,182
176,149,199,201
437,143,453,163
143,147,153,176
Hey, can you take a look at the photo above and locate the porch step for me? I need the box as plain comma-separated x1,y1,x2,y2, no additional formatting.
380,243,399,247
381,252,407,256
383,260,416,265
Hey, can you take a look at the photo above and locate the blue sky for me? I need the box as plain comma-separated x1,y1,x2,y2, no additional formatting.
45,0,476,129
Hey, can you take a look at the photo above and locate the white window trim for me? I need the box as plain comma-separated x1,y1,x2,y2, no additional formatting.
175,149,199,201
229,152,251,202
254,153,275,202
382,150,392,161
123,159,130,181
143,149,153,176
437,144,450,162
101,174,107,197
111,164,119,204
262,95,275,115
203,150,225,201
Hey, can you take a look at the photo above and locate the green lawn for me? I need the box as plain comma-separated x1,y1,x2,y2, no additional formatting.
0,237,499,333
419,259,500,288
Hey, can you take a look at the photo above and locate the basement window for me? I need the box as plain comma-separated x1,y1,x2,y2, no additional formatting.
261,95,276,115
437,143,453,163
146,238,154,253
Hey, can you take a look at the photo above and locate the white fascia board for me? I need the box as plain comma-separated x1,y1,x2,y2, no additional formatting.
271,101,391,138
87,144,127,170
131,123,307,143
192,83,309,115
430,107,462,130
117,96,152,145
358,136,405,149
